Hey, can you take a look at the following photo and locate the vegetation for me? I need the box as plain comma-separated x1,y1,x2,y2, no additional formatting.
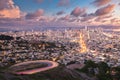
9,77,22,80
0,74,6,80
76,60,120,80
0,66,83,80
0,35,14,40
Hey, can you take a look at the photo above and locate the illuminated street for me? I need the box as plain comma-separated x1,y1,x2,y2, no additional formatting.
10,60,59,74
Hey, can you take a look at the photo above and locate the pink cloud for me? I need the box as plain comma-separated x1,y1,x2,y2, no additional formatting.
92,0,111,7
95,15,113,22
111,18,120,24
26,9,44,19
71,7,86,17
58,0,70,7
36,0,43,3
0,0,14,10
60,15,70,21
81,16,95,22
35,0,52,3
95,4,115,16
0,0,21,19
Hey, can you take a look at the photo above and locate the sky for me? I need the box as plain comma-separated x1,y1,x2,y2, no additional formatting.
0,0,120,31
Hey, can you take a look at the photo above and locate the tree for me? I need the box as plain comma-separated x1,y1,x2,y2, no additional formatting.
84,60,97,68
97,62,110,74
0,35,14,40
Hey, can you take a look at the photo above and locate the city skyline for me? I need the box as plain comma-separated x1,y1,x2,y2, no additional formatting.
0,0,120,31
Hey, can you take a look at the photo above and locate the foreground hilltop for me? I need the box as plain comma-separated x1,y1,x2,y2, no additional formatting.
0,66,96,80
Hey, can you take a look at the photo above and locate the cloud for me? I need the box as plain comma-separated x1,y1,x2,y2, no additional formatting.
57,4,115,26
95,14,112,21
80,4,114,23
35,0,43,3
56,11,65,15
0,8,21,18
0,0,21,18
92,0,111,7
71,7,86,17
95,4,115,16
60,15,70,21
35,0,52,3
81,17,93,22
111,18,120,23
58,0,70,7
26,9,44,19
118,3,120,5
0,0,14,10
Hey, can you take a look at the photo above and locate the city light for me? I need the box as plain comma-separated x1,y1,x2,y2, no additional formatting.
79,33,87,53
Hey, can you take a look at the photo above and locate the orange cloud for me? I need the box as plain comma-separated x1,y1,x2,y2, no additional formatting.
0,7,21,18
0,0,21,19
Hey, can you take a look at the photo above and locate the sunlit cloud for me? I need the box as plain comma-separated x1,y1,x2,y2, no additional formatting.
58,0,70,7
59,15,70,21
0,0,120,30
95,4,115,16
26,9,44,20
0,0,21,19
92,0,111,7
71,7,86,17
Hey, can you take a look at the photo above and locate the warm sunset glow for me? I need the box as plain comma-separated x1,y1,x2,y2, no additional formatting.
52,58,57,61
0,0,120,30
0,8,20,18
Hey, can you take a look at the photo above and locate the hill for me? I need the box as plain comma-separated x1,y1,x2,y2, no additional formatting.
0,66,96,80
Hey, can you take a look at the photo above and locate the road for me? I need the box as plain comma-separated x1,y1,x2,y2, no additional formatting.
67,63,84,70
10,60,59,75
